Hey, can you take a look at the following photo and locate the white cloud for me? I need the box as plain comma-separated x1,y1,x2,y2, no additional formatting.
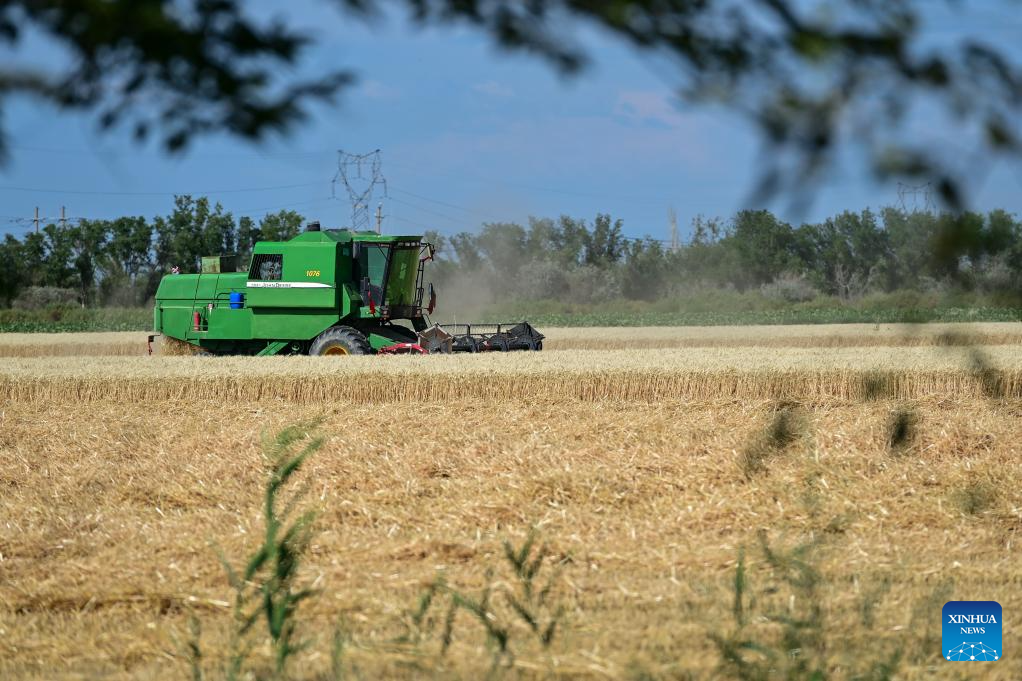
613,90,687,129
472,80,516,98
394,111,722,177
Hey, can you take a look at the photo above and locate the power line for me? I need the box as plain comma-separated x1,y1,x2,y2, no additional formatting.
2,183,677,246
386,159,670,204
388,214,443,232
6,144,333,160
388,186,674,245
390,186,496,218
0,181,322,196
6,143,673,204
388,195,480,228
0,196,337,235
0,148,681,243
233,197,335,217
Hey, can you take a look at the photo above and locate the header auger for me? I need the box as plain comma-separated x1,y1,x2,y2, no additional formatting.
150,223,544,356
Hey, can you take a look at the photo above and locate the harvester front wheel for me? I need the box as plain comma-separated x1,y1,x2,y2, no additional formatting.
309,325,371,356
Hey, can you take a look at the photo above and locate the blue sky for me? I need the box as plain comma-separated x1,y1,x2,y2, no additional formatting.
1,1,1021,242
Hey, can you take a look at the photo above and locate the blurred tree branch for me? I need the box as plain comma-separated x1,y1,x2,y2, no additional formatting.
0,1,351,158
2,0,1021,208
389,0,1022,209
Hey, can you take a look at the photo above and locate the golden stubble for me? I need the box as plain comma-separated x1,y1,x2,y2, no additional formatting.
0,326,1020,679
2,322,1022,356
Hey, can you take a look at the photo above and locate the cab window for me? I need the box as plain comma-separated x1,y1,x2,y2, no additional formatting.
355,243,391,302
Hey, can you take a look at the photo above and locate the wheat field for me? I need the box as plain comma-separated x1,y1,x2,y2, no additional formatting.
3,321,1022,357
1,323,1021,680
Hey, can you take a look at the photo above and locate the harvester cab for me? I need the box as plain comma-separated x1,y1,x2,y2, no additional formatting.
151,225,543,356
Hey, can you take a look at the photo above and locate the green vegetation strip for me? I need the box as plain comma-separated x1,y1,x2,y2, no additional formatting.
481,307,1022,327
0,308,152,333
2,306,1021,333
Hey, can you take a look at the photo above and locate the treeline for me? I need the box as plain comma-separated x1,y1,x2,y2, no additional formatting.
0,196,304,307
2,198,1021,310
425,208,1022,306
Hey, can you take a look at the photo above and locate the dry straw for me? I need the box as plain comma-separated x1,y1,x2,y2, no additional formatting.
0,331,147,357
2,395,1019,678
3,323,1022,678
3,322,1022,357
541,322,1022,349
1,345,1021,403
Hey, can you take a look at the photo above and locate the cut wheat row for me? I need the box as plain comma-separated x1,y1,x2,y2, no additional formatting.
3,322,1022,357
2,369,1020,403
4,345,1021,372
2,347,1020,402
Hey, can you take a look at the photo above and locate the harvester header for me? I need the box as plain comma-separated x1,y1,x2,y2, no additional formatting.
151,224,543,356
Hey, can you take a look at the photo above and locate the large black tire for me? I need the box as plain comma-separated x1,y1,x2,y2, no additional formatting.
309,325,372,356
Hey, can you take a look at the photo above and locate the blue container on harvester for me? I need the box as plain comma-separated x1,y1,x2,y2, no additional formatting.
229,292,245,309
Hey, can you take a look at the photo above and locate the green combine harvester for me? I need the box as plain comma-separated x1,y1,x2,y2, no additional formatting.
150,222,543,356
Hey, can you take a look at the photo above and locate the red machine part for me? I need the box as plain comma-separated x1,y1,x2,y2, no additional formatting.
378,342,426,355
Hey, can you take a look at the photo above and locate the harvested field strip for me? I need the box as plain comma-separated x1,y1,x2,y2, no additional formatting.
0,331,149,357
544,322,1022,350
5,345,1021,374
2,397,1021,679
1,347,1020,402
2,322,1022,357
3,369,1020,402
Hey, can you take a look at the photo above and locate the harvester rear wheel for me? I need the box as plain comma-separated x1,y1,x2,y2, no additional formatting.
309,325,371,356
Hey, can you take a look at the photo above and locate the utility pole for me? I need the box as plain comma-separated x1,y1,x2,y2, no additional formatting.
33,206,39,234
375,203,383,234
668,206,679,252
59,206,66,230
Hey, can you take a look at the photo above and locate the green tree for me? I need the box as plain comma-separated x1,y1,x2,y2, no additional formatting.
985,210,1017,258
19,232,47,288
40,224,77,289
71,219,110,304
258,210,304,243
621,239,669,301
806,210,890,299
237,216,258,265
726,210,799,289
0,235,25,305
94,216,153,306
524,217,561,263
203,205,237,258
556,216,590,267
584,214,626,268
154,196,238,274
447,232,484,271
882,208,937,290
680,216,738,288
476,223,528,277
104,216,153,283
